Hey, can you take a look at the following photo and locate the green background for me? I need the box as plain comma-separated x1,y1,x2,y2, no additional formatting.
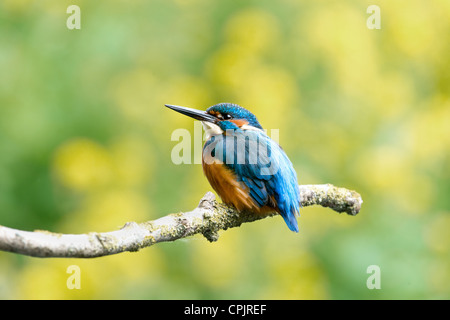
0,0,449,299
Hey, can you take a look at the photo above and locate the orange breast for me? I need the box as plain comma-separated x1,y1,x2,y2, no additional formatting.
202,160,257,212
202,156,278,215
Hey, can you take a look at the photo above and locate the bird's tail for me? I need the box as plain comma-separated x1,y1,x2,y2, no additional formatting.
280,211,299,233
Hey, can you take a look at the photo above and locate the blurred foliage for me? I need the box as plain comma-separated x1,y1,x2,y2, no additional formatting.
0,0,449,299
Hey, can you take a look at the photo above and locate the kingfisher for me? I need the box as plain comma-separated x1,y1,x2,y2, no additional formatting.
165,103,301,232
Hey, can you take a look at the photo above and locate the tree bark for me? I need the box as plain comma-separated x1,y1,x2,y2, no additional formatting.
0,184,362,258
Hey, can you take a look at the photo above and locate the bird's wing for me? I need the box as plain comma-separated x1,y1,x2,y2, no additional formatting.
211,130,298,209
205,129,300,231
236,130,301,232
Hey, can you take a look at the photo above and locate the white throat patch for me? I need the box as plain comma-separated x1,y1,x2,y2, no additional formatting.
202,121,223,140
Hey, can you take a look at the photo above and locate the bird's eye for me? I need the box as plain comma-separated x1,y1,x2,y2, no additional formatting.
222,114,232,120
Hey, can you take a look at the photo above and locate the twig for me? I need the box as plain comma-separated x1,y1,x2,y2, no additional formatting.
0,184,362,258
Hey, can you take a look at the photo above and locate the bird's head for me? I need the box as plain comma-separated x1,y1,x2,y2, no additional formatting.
165,103,263,139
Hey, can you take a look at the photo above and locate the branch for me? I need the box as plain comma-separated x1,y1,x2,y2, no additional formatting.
0,184,362,258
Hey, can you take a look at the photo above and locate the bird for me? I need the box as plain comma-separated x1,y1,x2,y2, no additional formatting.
165,102,301,232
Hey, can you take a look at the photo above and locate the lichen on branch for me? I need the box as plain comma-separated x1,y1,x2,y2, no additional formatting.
0,184,362,258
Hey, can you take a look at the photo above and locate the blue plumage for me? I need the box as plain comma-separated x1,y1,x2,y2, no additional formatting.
203,105,301,232
166,102,301,232
207,103,263,129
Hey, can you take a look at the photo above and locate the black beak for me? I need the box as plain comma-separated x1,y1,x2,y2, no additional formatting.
165,104,217,123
